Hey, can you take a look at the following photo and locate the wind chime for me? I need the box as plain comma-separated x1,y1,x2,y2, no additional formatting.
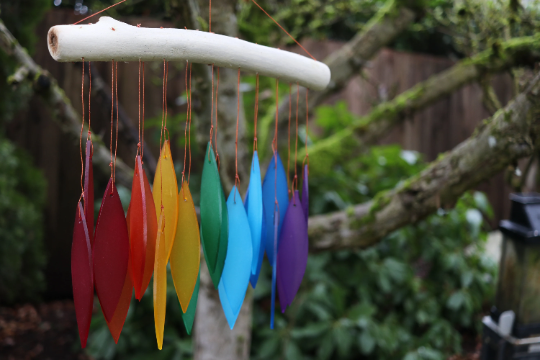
49,0,330,349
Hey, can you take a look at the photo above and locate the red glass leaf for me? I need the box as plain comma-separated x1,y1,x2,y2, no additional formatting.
128,156,147,298
106,254,133,343
94,179,129,322
71,202,93,348
84,140,94,242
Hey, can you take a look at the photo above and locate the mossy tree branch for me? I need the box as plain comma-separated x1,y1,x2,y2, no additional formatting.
260,0,421,155
0,18,132,187
308,70,540,251
305,35,540,172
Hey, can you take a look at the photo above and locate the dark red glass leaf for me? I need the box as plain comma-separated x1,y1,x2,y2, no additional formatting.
72,202,93,348
94,179,129,322
139,171,157,298
84,140,94,242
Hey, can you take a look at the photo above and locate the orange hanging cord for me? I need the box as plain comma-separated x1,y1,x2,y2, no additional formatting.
273,79,280,216
188,62,193,185
249,0,316,61
87,62,92,144
286,84,291,196
74,0,127,25
138,59,142,158
293,83,299,194
79,58,85,208
208,64,215,161
234,68,241,200
114,60,119,186
253,73,259,152
302,88,309,170
182,61,189,187
214,67,220,169
109,60,114,188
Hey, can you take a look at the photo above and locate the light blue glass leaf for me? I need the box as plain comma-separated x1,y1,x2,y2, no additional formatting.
245,151,264,288
218,187,253,329
262,152,289,264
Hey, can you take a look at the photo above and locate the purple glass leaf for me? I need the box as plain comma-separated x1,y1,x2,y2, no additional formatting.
277,191,308,311
270,206,278,329
301,165,308,226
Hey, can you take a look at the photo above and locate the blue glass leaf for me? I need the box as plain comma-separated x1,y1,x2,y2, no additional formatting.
262,152,289,264
218,186,253,329
245,151,264,288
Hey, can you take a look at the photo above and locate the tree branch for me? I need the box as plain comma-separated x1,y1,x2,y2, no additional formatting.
308,70,540,251
0,18,132,188
261,0,421,154
305,35,540,172
479,75,503,115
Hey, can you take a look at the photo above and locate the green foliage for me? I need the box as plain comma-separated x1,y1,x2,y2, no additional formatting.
0,0,51,125
251,181,496,360
0,136,47,304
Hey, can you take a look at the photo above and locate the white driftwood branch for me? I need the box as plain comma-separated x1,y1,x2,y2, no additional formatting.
47,17,331,91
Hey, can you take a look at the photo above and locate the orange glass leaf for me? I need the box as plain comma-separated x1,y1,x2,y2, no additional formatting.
128,156,157,299
153,140,179,260
106,254,133,343
154,212,167,350
84,140,94,242
71,202,93,348
170,181,201,313
94,179,130,322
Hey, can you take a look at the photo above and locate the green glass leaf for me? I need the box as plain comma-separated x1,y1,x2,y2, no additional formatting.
200,142,229,287
181,269,200,335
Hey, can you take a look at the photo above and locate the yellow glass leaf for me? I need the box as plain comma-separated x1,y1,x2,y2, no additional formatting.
153,140,179,260
153,213,167,350
170,181,201,313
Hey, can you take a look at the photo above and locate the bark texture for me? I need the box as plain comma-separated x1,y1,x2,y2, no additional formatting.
174,1,253,359
308,71,540,251
306,35,540,172
0,19,133,187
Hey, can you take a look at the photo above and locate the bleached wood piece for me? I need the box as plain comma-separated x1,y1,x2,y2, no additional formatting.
47,17,331,91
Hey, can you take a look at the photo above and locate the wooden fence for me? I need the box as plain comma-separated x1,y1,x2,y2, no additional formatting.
6,10,516,298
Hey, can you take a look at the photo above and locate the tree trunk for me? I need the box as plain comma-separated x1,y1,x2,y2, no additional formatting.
308,71,540,251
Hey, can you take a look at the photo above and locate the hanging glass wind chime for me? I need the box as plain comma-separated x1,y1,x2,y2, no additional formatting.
55,0,330,349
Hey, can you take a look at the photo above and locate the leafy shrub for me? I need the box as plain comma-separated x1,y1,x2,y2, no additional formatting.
251,192,496,360
0,136,47,304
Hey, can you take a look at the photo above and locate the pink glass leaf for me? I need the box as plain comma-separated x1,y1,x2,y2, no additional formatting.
71,202,93,348
94,179,130,322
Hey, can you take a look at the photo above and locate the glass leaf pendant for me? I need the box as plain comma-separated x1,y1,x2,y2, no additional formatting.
262,152,289,264
245,151,264,288
71,202,93,348
171,181,201,312
128,155,157,299
200,142,228,288
105,254,133,343
218,186,253,329
94,179,130,322
153,140,179,260
181,269,200,335
84,140,94,242
154,212,167,350
277,191,309,311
